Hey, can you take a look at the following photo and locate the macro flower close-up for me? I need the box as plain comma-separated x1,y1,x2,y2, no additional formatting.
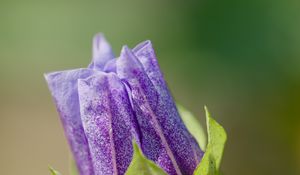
2,1,299,175
45,34,225,175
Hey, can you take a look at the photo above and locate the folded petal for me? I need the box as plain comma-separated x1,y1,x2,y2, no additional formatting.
88,33,114,70
117,46,203,175
132,40,163,85
44,68,95,175
78,72,137,175
133,40,204,166
103,59,116,73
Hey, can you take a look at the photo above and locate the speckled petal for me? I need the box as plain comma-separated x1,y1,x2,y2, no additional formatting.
44,68,94,175
132,40,163,84
78,72,137,175
88,33,114,70
133,41,204,168
134,40,204,159
117,46,203,175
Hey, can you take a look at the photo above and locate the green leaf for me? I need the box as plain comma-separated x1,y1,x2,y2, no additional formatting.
49,166,62,175
177,104,207,150
193,106,227,175
125,141,168,175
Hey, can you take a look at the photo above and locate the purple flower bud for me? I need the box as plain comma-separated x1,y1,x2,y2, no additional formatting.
45,34,203,175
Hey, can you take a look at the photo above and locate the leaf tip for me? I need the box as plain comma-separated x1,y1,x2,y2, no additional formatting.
131,140,140,154
48,166,61,175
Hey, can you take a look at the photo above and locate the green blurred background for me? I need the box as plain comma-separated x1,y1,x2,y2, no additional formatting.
0,0,299,174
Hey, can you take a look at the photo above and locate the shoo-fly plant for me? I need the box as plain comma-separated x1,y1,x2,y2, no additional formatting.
45,34,227,175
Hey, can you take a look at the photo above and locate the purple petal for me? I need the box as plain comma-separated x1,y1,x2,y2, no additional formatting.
117,46,203,175
133,40,204,165
132,40,163,84
88,33,114,70
78,72,137,175
44,68,95,175
103,59,116,73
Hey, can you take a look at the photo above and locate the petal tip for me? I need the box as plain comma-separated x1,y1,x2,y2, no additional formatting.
132,40,153,53
120,45,138,62
91,33,114,70
43,71,59,85
93,33,105,43
121,45,131,55
43,72,50,81
118,45,144,77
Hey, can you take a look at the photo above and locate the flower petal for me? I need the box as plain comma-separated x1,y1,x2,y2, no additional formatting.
133,41,204,168
117,46,203,175
44,68,94,175
103,59,116,73
78,72,137,175
88,33,114,70
132,40,163,85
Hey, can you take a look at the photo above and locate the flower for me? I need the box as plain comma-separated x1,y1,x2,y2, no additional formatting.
45,34,204,175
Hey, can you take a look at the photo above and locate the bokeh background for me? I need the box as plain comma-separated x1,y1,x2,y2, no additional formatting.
0,0,299,174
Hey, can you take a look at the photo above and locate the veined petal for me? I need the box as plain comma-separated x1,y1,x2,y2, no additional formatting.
117,46,203,175
78,72,137,175
88,33,114,70
44,68,94,175
133,40,204,167
117,46,178,175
